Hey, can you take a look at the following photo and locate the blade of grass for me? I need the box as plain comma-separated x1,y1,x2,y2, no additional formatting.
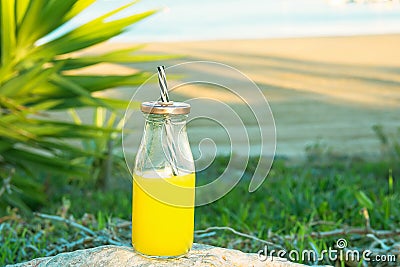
59,49,179,70
68,109,82,125
41,0,77,34
64,72,153,92
50,74,111,109
0,61,60,97
1,0,17,66
15,0,30,25
4,148,88,176
65,0,96,21
95,107,106,128
38,96,133,110
32,9,156,58
0,119,35,141
16,0,47,48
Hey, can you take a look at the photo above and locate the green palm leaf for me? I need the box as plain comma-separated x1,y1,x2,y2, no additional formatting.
65,0,96,21
59,46,177,70
30,7,156,59
0,0,17,65
0,0,168,212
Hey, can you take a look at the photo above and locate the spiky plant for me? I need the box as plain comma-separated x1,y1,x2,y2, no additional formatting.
0,0,163,212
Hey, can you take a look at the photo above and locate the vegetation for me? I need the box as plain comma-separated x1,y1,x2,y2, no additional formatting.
0,154,399,266
0,1,399,266
0,0,171,212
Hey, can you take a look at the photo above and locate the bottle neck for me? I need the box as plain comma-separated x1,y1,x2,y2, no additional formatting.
135,113,194,177
142,114,188,142
144,114,188,124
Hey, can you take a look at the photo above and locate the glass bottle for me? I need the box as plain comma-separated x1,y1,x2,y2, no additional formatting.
132,101,195,258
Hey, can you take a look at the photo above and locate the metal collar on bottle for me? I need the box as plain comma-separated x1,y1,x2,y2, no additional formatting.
140,101,191,115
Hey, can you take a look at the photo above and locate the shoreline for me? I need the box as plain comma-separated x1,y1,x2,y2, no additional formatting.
111,32,400,45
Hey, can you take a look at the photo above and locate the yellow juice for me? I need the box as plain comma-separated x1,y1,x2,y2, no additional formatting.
132,172,195,257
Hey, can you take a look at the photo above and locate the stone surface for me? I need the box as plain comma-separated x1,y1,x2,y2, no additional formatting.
8,243,305,267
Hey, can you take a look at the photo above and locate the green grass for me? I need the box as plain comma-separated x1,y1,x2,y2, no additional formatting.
0,156,399,265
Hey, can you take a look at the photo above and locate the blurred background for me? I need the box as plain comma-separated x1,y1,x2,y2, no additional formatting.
47,0,400,42
61,0,400,159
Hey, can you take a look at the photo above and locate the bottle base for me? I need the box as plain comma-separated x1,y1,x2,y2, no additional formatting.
133,247,190,259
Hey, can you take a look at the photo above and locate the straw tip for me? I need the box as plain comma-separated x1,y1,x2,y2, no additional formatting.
157,66,165,72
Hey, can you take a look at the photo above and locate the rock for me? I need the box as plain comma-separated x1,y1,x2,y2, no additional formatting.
8,243,305,267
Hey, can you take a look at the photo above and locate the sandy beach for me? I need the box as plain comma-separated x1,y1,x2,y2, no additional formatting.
81,35,400,159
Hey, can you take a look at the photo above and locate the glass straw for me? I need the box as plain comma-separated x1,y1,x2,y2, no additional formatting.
157,66,179,176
